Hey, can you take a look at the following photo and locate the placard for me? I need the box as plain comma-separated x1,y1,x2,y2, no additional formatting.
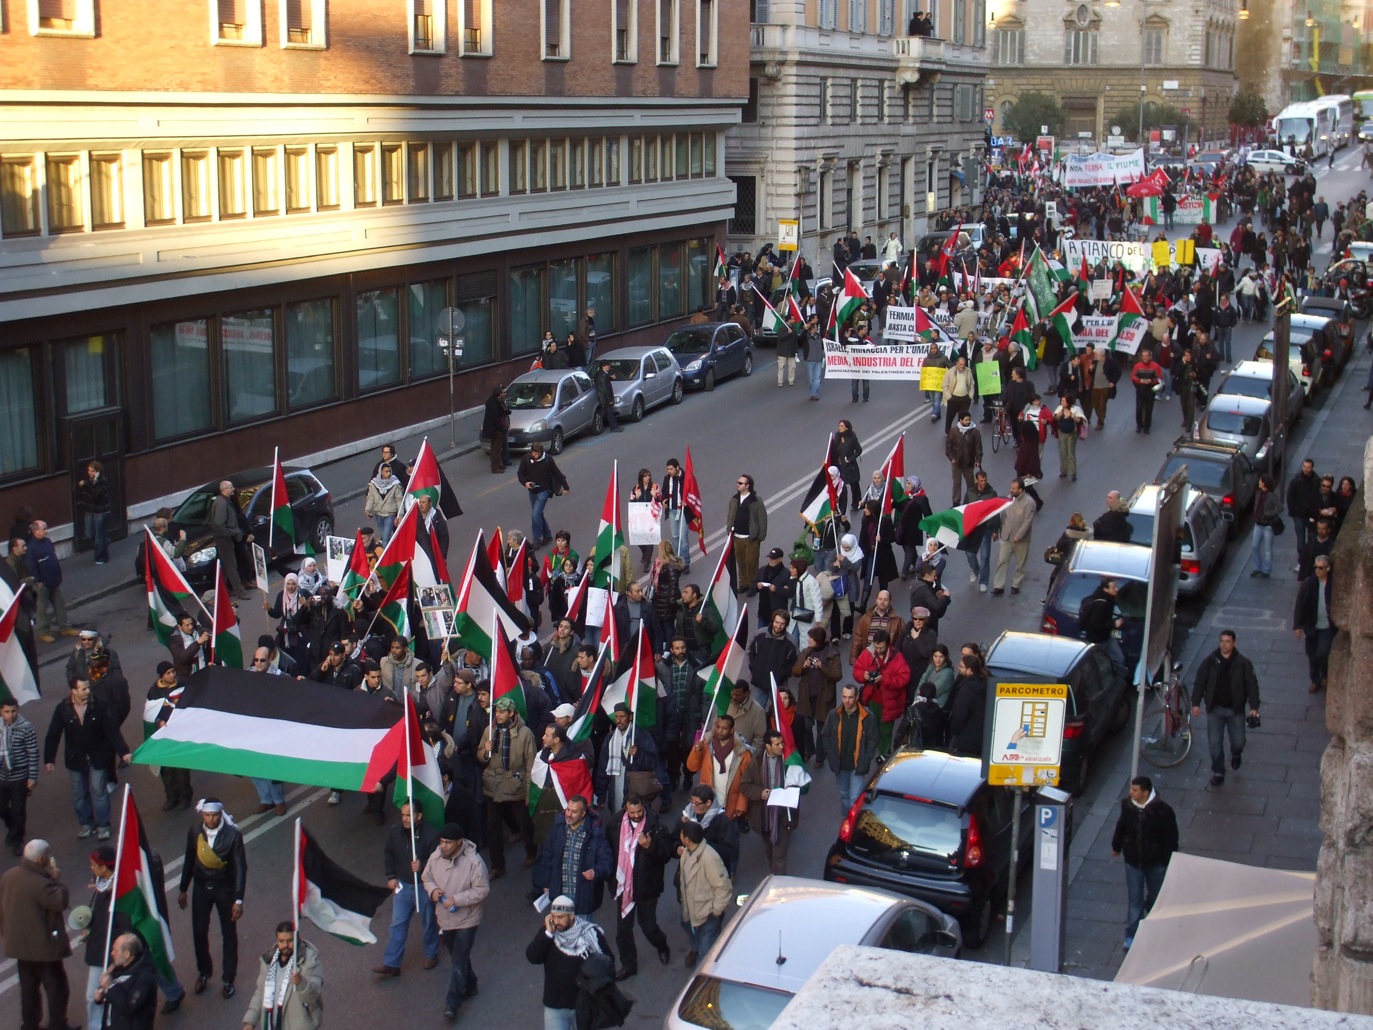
627,501,661,546
1089,280,1113,303
920,365,947,391
418,583,455,610
1061,149,1145,188
252,543,269,594
975,361,1002,396
823,340,930,379
884,306,917,342
1060,239,1154,276
1072,315,1117,350
325,534,354,584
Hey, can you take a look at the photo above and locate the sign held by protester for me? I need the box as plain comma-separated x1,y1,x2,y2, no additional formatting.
1061,239,1152,275
823,340,929,379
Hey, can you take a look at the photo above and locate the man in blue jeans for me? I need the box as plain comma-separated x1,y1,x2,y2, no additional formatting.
817,685,878,813
1110,775,1178,951
421,822,488,1023
1190,629,1261,787
374,801,442,977
517,443,571,548
42,679,129,840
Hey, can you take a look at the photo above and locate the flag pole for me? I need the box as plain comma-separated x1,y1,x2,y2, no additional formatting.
292,817,301,955
102,785,131,979
210,562,220,665
628,624,642,750
405,694,420,900
610,460,619,600
269,446,279,552
363,560,408,639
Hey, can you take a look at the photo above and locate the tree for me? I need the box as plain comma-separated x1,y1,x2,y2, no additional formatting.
1228,90,1268,129
1003,93,1066,142
1113,102,1195,141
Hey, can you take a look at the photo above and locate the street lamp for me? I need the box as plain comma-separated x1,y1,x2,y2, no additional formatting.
1239,0,1249,20
439,306,466,447
1105,0,1149,149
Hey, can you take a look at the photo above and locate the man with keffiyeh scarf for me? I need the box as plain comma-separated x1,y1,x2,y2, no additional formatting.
739,731,800,874
527,896,612,1030
603,796,673,981
240,922,322,1030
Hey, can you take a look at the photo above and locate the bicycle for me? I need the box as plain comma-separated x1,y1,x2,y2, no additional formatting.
988,401,1014,453
1139,658,1193,768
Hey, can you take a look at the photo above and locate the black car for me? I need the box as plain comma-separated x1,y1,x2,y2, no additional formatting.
1155,440,1260,535
983,632,1132,795
824,750,1032,948
134,467,334,590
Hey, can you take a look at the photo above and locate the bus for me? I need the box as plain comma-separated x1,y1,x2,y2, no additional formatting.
1272,96,1352,157
1354,89,1373,125
1313,95,1354,148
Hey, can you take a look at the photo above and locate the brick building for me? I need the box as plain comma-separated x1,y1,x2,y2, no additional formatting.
0,0,746,551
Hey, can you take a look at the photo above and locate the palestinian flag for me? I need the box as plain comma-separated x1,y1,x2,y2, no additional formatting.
1113,284,1149,355
406,439,464,519
591,463,623,591
799,435,839,530
597,591,619,665
145,527,206,647
697,612,748,726
528,750,595,817
211,563,243,669
486,527,507,591
769,674,812,792
878,433,906,516
412,511,450,590
713,244,728,281
0,587,39,705
110,789,175,979
919,497,1014,551
787,253,806,299
296,822,391,946
488,613,525,720
757,289,791,336
1077,255,1091,299
833,267,868,330
934,221,963,280
1022,247,1059,322
133,667,405,791
505,540,530,620
450,531,531,661
914,305,957,348
683,448,706,556
340,531,374,603
375,561,412,644
601,625,655,730
373,505,417,593
269,448,296,551
1048,292,1081,355
566,643,610,746
392,693,446,827
141,687,182,741
564,568,591,631
1008,303,1038,370
703,536,739,655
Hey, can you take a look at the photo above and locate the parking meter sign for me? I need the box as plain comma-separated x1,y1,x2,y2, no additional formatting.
985,683,1068,787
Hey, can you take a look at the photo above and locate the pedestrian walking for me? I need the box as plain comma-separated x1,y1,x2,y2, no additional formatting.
483,384,512,473
517,443,571,548
1110,775,1179,952
1050,394,1085,481
605,796,673,980
675,820,732,965
42,679,130,840
1130,349,1164,434
1286,458,1321,572
816,685,878,812
364,462,403,544
373,801,441,977
476,698,537,879
93,933,158,1030
1,839,75,1030
25,521,77,643
526,896,612,1030
239,922,324,1030
739,731,801,874
1294,555,1336,694
421,822,489,1022
1190,630,1262,787
945,411,983,506
942,355,974,431
0,699,38,857
726,475,767,595
208,481,254,599
991,478,1036,596
532,796,613,916
1250,474,1283,578
593,359,625,433
176,798,247,998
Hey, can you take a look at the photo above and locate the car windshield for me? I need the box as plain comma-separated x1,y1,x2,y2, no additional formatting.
849,794,963,865
1058,573,1149,620
1206,411,1263,436
600,359,640,380
848,262,883,279
506,383,557,410
1160,455,1232,492
1215,377,1271,401
666,329,714,355
173,488,219,526
1125,511,1194,552
677,975,792,1030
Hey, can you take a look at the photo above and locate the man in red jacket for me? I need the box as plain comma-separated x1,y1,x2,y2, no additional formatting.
1129,348,1165,435
852,630,911,756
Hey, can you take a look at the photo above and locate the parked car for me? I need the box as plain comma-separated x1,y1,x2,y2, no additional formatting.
1297,298,1356,370
824,750,1032,947
1212,359,1304,428
1244,148,1307,175
595,346,684,421
983,632,1132,795
667,876,960,1030
1317,257,1372,319
1155,439,1261,534
1196,394,1287,474
1254,321,1325,397
844,259,886,293
664,322,754,390
501,368,603,454
133,467,334,591
1123,484,1227,598
1040,541,1154,680
915,228,979,267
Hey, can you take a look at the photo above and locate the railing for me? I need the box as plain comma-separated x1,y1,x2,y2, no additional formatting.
749,22,789,49
893,36,945,62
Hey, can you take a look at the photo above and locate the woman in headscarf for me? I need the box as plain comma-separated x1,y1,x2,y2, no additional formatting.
857,499,898,606
364,462,404,544
895,476,933,580
296,557,325,596
264,572,310,669
831,533,864,640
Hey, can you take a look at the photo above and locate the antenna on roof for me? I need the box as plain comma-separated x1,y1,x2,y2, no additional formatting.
775,930,787,967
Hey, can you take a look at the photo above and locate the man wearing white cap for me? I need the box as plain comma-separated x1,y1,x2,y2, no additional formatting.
551,703,594,767
527,895,611,1030
176,798,246,999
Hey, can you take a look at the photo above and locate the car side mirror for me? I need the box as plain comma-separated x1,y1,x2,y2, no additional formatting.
645,371,657,379
934,930,960,950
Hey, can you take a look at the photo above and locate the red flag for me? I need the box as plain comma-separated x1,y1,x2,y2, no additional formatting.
598,592,619,658
506,540,529,618
682,447,706,556
878,434,906,517
489,614,525,720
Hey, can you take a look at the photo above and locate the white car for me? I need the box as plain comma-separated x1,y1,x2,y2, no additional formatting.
1245,149,1307,175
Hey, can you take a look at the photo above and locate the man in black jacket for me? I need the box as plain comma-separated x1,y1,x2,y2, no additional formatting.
1294,556,1337,694
1286,458,1322,572
374,801,442,977
1189,629,1261,786
518,443,571,548
176,798,248,998
592,359,624,434
1110,775,1178,951
93,934,158,1030
1092,491,1133,543
604,796,673,979
1078,578,1127,672
43,680,130,841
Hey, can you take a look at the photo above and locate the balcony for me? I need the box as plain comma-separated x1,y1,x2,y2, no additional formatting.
749,22,789,51
893,36,947,86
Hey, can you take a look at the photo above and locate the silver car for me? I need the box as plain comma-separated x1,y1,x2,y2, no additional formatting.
597,346,685,421
666,875,960,1030
501,368,602,454
1197,393,1287,474
1123,484,1228,598
1213,359,1304,428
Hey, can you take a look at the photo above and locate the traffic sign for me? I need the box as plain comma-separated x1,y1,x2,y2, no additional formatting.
986,682,1068,787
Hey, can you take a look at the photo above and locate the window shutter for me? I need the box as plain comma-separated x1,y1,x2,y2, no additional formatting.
615,0,629,24
39,0,76,19
218,0,244,23
546,0,561,37
464,0,479,27
288,0,312,30
415,0,432,16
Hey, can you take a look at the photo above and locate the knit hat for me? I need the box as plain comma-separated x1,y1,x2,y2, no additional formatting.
550,895,576,914
439,822,465,841
155,661,174,677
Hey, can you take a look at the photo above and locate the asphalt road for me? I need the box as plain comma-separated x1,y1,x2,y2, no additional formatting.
4,152,1366,1028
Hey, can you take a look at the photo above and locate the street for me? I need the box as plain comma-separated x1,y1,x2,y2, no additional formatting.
3,151,1368,1027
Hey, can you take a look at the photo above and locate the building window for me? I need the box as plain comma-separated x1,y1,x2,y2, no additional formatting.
877,80,888,123
675,134,689,178
876,165,890,220
973,0,986,45
433,143,454,200
543,0,569,58
508,267,546,355
357,288,402,390
628,246,654,325
848,0,866,33
1064,28,1098,65
406,144,430,202
686,238,709,310
408,280,448,379
90,154,124,229
729,175,756,234
223,308,278,423
587,252,617,331
285,147,311,212
549,258,579,339
151,319,212,440
846,160,861,228
607,137,621,184
482,141,499,196
411,0,445,53
316,146,340,209
658,242,684,319
459,143,479,198
510,141,528,194
30,0,95,36
550,139,568,190
456,291,495,366
820,79,832,124
704,134,716,175
878,0,895,35
953,0,966,43
818,168,832,230
461,0,492,55
955,84,976,122
818,0,837,30
1143,25,1164,66
644,136,659,182
353,145,377,207
0,349,39,476
219,149,248,218
994,27,1023,65
588,139,603,187
528,140,547,192
45,155,82,232
211,0,263,45
697,0,716,65
142,152,176,225
252,148,281,216
658,0,679,64
614,0,637,61
380,144,404,205
281,0,326,47
743,78,759,124
629,136,643,183
689,133,704,177
174,151,207,222
570,139,586,189
286,298,336,409
1,156,41,237
61,334,118,416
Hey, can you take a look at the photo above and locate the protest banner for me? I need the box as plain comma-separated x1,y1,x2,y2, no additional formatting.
1072,315,1117,351
884,306,917,342
823,340,929,380
974,360,1002,396
1061,150,1145,188
919,365,947,391
1061,238,1153,275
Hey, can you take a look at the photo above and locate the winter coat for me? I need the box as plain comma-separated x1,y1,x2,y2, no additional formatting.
945,424,983,468
365,477,403,518
478,716,536,804
594,727,659,802
1110,795,1179,869
102,949,158,1030
790,644,841,720
0,860,70,961
678,842,732,928
818,704,878,775
747,630,799,699
853,648,912,723
527,921,611,1011
834,432,863,486
725,493,768,542
850,609,907,666
24,536,62,588
533,813,614,914
998,491,1036,544
420,838,489,931
1294,571,1337,634
1190,648,1261,712
685,738,752,819
43,695,128,772
946,675,988,756
240,938,324,1030
604,807,675,900
738,753,802,835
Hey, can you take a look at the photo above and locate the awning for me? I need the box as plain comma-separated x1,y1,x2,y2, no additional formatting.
950,169,967,185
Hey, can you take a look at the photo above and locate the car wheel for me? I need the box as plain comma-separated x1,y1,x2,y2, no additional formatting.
549,427,566,455
310,515,333,554
704,369,716,392
591,409,605,436
670,378,685,404
1071,750,1090,797
963,893,995,949
742,351,754,377
631,396,645,422
1111,688,1133,734
1286,165,1298,174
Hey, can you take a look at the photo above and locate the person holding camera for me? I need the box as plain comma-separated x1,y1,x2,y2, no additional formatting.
1190,629,1261,787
